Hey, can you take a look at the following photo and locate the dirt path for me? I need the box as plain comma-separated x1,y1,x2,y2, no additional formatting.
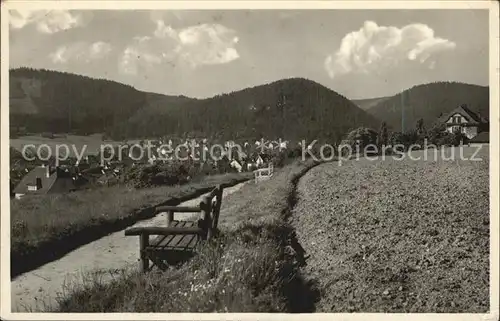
11,182,246,312
290,147,489,312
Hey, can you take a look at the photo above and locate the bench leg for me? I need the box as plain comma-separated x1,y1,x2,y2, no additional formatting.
139,234,149,272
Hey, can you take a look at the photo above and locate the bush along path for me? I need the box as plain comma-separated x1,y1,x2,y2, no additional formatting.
53,160,322,313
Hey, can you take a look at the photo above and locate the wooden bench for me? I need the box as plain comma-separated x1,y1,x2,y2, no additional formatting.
125,185,223,272
253,163,274,183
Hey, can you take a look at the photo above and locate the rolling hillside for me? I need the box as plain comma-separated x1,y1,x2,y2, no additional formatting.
124,77,381,142
366,82,489,132
10,68,380,142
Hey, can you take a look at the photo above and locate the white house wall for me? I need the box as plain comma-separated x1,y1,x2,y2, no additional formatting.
464,126,478,139
445,125,478,139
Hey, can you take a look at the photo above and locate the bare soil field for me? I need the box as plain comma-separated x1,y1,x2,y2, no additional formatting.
291,146,489,312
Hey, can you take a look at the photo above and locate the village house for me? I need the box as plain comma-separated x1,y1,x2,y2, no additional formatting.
13,165,78,199
230,159,243,172
441,104,488,139
252,153,272,168
256,155,265,167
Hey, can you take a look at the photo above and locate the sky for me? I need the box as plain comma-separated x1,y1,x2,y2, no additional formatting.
9,9,489,99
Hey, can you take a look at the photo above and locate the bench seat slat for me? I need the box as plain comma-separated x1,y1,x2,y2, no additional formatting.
150,220,193,247
148,235,199,251
151,234,199,251
150,220,185,247
124,224,203,236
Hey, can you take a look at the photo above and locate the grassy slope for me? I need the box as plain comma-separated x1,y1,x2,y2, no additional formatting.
292,146,489,312
53,160,320,312
11,173,251,276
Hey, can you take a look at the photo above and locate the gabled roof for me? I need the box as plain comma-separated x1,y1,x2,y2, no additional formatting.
13,166,53,195
440,104,488,125
13,166,76,195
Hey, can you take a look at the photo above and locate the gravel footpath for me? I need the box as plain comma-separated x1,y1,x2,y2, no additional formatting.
291,146,489,312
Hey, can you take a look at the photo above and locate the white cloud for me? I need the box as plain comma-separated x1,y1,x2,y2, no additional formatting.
89,42,113,59
325,21,456,78
9,10,83,34
119,43,164,75
176,24,240,68
50,42,112,64
119,21,239,75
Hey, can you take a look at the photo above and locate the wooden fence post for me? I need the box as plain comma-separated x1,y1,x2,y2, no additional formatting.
139,233,149,272
201,196,213,240
167,210,174,226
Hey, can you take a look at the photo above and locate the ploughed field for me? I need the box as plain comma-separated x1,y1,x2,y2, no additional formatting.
292,146,489,312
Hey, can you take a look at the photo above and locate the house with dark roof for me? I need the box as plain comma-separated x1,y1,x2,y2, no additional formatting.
440,104,488,139
13,165,78,199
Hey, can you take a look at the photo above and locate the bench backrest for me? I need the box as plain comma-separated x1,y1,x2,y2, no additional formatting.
211,185,223,231
200,184,223,240
154,184,224,240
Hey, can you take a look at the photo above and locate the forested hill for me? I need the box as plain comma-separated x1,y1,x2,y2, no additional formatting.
124,77,381,142
10,68,380,142
9,67,191,137
366,82,489,131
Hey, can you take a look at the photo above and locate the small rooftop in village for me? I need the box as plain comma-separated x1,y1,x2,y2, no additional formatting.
13,165,77,199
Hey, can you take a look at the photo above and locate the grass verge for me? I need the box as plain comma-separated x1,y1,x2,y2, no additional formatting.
52,160,320,312
11,173,251,278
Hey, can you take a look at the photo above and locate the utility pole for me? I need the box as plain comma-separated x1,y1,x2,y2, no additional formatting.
69,98,72,133
283,93,286,141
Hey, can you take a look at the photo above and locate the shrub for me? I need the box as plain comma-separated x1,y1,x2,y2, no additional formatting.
376,122,389,148
343,127,378,148
390,130,420,149
123,162,194,188
427,123,470,147
340,127,378,156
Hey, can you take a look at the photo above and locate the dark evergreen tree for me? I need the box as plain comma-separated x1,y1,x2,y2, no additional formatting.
376,121,388,147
